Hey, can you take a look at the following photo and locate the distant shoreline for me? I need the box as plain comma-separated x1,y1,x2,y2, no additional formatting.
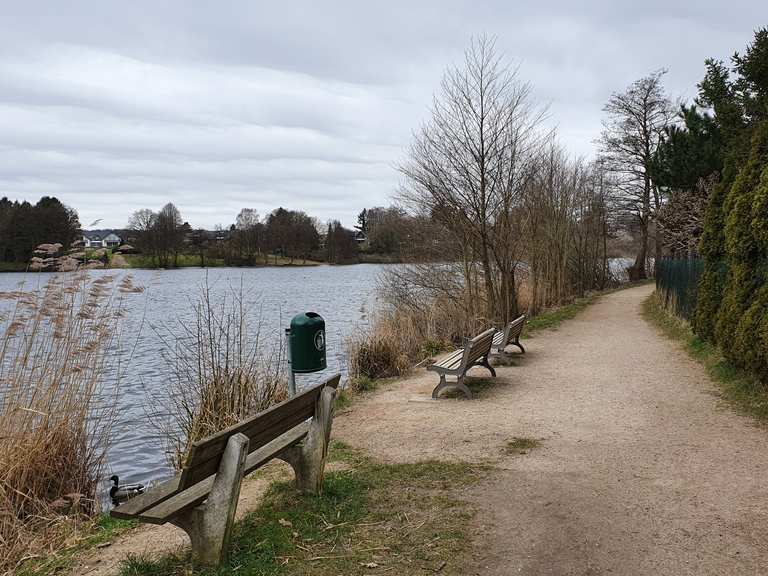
0,259,402,274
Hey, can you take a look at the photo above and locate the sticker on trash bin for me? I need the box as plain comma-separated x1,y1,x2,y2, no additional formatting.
314,330,325,351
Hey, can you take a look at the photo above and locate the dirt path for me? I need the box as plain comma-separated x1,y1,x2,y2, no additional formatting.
335,284,768,574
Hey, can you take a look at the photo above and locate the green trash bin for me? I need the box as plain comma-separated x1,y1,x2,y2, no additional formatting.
289,312,326,373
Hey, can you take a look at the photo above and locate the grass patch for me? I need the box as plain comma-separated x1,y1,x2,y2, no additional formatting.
334,388,354,411
350,375,377,392
17,515,137,576
504,437,541,455
118,444,486,576
421,338,452,358
643,292,768,423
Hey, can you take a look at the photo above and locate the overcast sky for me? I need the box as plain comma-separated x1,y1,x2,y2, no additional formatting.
0,1,763,230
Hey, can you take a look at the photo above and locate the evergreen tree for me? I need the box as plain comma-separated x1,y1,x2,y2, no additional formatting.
651,105,724,193
694,28,768,348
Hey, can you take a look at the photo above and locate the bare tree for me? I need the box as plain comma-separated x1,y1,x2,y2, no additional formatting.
398,35,545,323
234,208,263,263
600,70,673,279
155,203,186,267
127,208,158,264
656,174,715,257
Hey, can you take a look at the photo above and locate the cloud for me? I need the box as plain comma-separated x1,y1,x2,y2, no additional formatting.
0,0,762,228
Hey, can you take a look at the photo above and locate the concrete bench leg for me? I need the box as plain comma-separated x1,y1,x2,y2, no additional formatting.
432,374,473,399
280,386,336,493
171,433,249,566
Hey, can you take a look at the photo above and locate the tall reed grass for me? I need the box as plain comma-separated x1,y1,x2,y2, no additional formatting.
0,273,139,574
348,293,480,382
159,279,287,470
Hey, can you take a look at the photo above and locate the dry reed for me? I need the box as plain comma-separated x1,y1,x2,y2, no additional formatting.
348,293,478,381
158,278,287,470
0,272,137,574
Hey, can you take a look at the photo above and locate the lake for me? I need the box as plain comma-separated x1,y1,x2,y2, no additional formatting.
0,264,386,486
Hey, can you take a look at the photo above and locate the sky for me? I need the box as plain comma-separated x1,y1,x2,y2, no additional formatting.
0,1,763,230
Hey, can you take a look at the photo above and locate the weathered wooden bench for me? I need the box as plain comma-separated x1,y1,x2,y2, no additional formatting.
492,314,527,355
111,373,340,566
427,328,496,399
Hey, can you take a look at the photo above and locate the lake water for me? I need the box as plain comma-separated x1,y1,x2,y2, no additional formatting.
0,264,386,487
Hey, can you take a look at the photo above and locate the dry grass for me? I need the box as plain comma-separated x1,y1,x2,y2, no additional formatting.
0,272,140,575
348,264,513,382
156,277,288,469
348,294,476,381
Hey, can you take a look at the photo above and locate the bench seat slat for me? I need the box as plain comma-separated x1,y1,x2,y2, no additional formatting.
429,349,464,370
137,421,311,525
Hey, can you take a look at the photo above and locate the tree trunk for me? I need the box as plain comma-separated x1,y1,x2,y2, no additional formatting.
631,220,648,281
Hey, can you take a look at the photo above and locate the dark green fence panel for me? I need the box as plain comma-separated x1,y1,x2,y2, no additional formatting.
656,258,704,320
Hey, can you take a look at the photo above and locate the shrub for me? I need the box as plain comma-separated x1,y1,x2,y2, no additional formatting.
347,293,478,381
159,278,287,469
714,123,768,360
694,131,752,339
733,284,768,380
347,312,415,380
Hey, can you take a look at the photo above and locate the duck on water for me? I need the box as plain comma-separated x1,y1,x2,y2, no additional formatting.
109,475,144,507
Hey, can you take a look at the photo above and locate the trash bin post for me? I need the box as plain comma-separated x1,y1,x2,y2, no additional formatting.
285,327,297,397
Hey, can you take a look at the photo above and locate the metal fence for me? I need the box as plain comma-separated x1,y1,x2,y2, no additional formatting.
656,258,704,320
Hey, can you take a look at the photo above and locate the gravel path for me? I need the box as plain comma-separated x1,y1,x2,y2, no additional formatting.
335,284,768,575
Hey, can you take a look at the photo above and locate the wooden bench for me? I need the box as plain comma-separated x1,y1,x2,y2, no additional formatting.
492,314,527,355
111,373,340,566
427,328,496,399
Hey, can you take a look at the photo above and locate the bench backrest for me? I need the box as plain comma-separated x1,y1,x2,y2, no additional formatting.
502,315,526,344
460,328,495,368
179,373,340,489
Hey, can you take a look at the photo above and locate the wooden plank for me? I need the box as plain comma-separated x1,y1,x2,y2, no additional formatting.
180,374,340,488
138,422,310,524
110,475,181,520
431,349,463,369
466,330,494,364
509,315,525,338
182,405,312,486
187,385,319,462
139,480,214,525
242,421,309,476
